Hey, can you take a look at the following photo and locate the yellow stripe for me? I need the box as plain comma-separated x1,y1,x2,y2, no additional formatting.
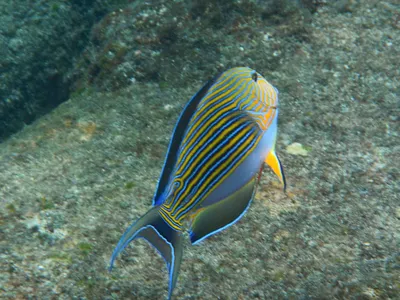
179,76,250,152
177,130,262,221
176,80,253,176
182,71,251,140
167,112,245,211
159,206,182,230
161,68,280,225
174,120,257,217
176,102,237,174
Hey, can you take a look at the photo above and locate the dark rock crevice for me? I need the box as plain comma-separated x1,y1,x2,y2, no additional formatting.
0,0,128,142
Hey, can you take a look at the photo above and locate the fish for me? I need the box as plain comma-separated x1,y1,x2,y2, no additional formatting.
109,67,286,299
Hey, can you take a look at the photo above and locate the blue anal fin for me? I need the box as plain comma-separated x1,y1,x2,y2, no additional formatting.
189,176,257,245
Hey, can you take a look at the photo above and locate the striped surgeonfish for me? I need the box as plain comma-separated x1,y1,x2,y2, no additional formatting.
109,67,286,299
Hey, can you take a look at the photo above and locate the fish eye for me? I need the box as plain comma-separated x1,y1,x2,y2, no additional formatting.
251,72,258,82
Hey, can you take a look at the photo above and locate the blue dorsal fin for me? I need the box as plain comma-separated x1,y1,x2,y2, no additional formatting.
152,73,221,206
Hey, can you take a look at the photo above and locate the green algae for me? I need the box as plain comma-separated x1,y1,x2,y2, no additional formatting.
39,197,55,210
6,203,17,214
48,251,72,263
124,181,135,189
78,242,93,256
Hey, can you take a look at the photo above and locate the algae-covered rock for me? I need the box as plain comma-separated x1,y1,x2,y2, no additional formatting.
0,0,399,299
72,0,317,91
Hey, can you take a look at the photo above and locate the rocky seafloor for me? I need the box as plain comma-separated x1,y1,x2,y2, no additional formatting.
0,0,399,299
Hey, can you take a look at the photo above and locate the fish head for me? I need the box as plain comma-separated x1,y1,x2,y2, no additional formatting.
249,68,279,110
218,67,279,112
218,67,279,131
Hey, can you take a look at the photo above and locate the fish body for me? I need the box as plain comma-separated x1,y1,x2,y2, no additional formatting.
109,67,286,299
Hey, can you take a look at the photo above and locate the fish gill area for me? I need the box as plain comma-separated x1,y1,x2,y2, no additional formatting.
0,0,399,299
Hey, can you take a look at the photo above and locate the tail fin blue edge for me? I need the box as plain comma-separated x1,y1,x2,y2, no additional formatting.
109,207,183,300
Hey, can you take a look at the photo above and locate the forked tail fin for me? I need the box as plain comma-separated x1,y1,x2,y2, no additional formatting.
109,206,183,300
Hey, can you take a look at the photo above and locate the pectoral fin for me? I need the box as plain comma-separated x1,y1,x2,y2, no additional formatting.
265,150,286,191
189,176,257,245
